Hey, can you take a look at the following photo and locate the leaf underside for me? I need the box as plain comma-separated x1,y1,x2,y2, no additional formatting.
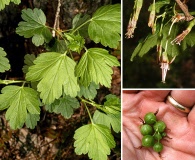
26,52,79,104
75,48,120,88
74,123,116,160
0,85,40,129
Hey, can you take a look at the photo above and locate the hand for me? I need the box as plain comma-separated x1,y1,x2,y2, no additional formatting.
123,90,195,160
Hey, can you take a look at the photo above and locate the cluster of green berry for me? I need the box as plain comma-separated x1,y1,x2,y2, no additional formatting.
140,111,167,153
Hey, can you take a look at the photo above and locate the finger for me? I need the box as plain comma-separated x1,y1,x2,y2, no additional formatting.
188,105,195,125
166,90,195,116
170,90,195,107
139,90,171,101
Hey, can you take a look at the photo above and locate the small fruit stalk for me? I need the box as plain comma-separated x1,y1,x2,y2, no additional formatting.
138,110,169,157
125,0,143,38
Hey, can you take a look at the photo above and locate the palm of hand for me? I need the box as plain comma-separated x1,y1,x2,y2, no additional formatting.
123,91,195,160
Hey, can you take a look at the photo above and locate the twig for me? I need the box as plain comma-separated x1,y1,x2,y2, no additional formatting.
175,0,194,21
52,0,61,37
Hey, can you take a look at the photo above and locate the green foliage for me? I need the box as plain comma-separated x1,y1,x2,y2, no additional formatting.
93,94,121,133
25,113,40,129
74,123,116,160
148,0,170,13
0,86,40,129
0,47,10,72
131,33,158,61
76,48,120,87
72,14,91,37
88,4,121,48
0,0,21,10
26,52,80,104
22,54,36,73
0,3,121,160
78,82,99,100
64,33,85,53
16,8,52,46
45,96,80,118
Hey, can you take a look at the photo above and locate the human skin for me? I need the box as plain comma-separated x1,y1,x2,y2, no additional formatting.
123,90,195,160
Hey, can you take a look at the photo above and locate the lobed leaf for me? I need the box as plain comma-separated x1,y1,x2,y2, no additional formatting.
64,33,85,53
88,4,121,48
162,23,181,57
46,96,80,118
75,48,120,88
26,52,80,104
93,94,121,133
25,113,40,129
0,0,21,10
77,82,99,100
74,123,116,160
72,13,90,37
131,33,158,61
16,8,52,46
0,47,10,72
22,54,36,73
0,85,40,129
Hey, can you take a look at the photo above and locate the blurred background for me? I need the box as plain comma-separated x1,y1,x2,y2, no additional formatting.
123,0,195,88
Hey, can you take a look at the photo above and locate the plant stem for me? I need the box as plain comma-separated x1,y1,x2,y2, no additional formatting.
81,98,108,114
83,101,93,123
0,80,27,85
175,0,194,21
52,0,61,37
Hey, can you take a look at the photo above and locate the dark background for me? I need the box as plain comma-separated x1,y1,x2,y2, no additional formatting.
123,0,195,88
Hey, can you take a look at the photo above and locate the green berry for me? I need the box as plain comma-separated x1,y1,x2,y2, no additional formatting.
153,132,162,140
153,142,163,152
153,121,166,133
142,135,155,147
140,124,154,135
144,112,157,125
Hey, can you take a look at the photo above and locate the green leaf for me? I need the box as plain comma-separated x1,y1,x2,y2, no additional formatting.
74,123,116,160
26,52,80,104
78,82,99,100
162,23,181,57
131,33,158,61
11,0,21,4
181,31,195,50
46,96,80,118
46,38,67,54
25,113,40,129
88,4,121,48
0,85,40,129
0,47,10,72
0,0,21,10
93,94,121,133
16,8,52,46
64,33,85,53
148,0,170,13
75,48,120,88
22,54,36,73
0,0,9,11
32,34,45,46
72,13,90,37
